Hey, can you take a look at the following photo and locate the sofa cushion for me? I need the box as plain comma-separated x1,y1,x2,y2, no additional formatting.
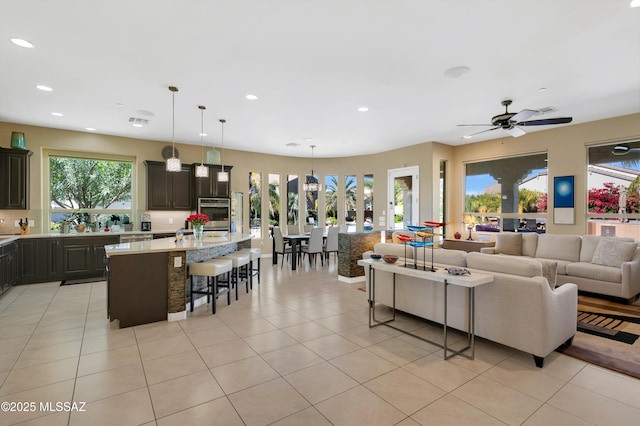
535,234,581,262
432,248,467,267
535,257,572,275
580,235,635,262
591,239,637,268
566,262,622,284
521,233,539,258
467,252,542,278
494,233,522,256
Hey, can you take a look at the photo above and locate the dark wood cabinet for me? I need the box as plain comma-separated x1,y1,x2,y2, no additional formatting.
18,236,118,284
0,241,18,294
0,147,32,210
18,238,63,284
62,236,119,280
193,164,233,203
108,252,169,327
145,161,193,210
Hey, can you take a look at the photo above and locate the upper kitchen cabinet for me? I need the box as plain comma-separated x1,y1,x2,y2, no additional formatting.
145,161,193,210
0,147,32,209
192,164,233,202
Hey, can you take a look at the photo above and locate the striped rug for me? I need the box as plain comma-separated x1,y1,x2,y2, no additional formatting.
557,295,640,379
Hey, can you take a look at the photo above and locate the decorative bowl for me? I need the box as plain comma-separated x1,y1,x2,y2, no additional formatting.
382,255,399,264
370,253,382,261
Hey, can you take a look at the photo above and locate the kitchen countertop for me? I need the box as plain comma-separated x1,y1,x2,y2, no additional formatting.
0,229,200,247
105,233,252,256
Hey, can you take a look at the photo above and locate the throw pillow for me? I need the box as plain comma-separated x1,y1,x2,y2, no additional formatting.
494,233,523,256
591,239,637,268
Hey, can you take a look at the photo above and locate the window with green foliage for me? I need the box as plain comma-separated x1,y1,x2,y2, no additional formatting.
48,154,133,231
249,172,262,238
268,174,280,233
325,175,338,227
464,153,547,232
287,174,299,225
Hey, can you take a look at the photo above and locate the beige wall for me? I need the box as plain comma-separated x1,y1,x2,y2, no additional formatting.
2,112,639,247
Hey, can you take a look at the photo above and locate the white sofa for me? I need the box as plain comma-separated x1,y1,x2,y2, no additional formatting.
479,234,640,300
364,246,578,367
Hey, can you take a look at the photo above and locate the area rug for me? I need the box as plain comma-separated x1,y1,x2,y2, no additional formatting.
557,295,640,379
60,277,106,286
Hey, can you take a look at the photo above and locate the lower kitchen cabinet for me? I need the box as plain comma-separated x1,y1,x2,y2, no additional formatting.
17,235,119,284
0,241,18,294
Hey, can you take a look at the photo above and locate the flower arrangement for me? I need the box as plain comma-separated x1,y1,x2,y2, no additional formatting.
186,213,209,227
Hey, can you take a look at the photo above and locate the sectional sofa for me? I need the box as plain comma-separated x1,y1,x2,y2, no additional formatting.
480,233,640,301
362,246,577,367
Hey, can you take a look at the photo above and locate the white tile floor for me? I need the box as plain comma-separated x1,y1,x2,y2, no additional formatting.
1,260,640,425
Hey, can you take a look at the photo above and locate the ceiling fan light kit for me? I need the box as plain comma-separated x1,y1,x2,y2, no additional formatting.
459,99,573,139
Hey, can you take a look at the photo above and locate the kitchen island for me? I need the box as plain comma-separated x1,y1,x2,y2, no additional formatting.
104,233,252,328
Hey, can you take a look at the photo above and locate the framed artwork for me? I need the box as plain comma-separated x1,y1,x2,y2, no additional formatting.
554,175,575,224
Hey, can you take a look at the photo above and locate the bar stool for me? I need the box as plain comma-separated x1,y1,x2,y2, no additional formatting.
238,247,262,284
224,251,251,299
189,258,233,314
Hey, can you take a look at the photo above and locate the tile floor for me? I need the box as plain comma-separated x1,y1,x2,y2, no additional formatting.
1,260,639,425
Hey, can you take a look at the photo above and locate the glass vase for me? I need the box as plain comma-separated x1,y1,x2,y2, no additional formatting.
193,224,204,240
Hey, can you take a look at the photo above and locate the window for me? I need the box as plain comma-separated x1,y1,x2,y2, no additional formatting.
325,175,338,228
268,173,280,236
345,175,357,231
364,174,373,230
465,153,547,232
305,176,319,227
48,152,133,231
287,174,299,225
249,172,262,238
587,141,640,239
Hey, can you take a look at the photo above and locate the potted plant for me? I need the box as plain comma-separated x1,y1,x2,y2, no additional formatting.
186,213,209,240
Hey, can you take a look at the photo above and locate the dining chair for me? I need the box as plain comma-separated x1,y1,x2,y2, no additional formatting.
287,224,300,235
301,227,324,266
303,224,314,233
323,226,339,263
273,227,293,268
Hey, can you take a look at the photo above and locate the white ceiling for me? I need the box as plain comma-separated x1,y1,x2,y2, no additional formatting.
1,0,639,158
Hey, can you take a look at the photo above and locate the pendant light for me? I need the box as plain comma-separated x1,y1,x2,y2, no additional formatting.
166,86,181,172
195,105,209,178
217,119,229,182
303,145,322,192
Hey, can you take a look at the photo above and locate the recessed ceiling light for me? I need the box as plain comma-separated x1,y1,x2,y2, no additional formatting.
10,38,34,48
51,112,63,117
132,124,143,128
36,85,53,92
199,133,207,137
462,135,473,139
86,127,96,132
444,66,470,78
245,94,258,100
358,107,369,112
631,0,640,8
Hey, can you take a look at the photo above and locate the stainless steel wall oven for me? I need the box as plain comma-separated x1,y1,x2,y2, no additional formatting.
197,197,231,231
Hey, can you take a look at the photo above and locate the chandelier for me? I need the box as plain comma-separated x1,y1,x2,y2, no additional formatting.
303,145,322,192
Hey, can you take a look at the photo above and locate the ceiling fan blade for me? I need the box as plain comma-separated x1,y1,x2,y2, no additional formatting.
461,126,501,138
506,126,526,137
457,124,494,127
517,117,573,126
509,109,538,123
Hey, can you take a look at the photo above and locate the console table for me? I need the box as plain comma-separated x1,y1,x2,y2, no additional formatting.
442,239,495,253
358,258,493,360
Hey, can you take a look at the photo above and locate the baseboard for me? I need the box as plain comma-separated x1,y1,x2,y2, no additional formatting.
338,275,365,283
168,311,186,322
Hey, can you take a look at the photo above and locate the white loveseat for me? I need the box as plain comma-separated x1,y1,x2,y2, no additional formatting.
363,246,577,367
479,234,640,300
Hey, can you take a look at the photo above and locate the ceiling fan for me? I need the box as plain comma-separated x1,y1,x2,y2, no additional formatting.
612,145,640,156
458,100,573,139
